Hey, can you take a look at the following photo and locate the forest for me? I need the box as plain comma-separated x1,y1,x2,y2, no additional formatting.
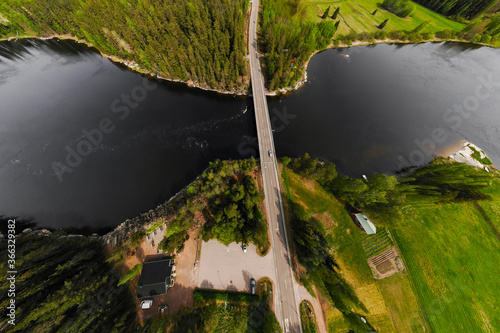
413,0,497,19
147,286,280,332
151,158,270,257
260,0,339,91
1,0,499,92
0,233,137,332
0,0,248,91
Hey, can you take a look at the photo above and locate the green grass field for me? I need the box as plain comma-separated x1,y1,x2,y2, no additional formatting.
389,199,500,332
477,177,500,234
282,166,425,332
306,0,464,36
282,164,500,332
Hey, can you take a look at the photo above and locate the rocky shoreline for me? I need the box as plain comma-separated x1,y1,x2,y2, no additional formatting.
448,141,494,170
101,174,202,247
2,34,494,98
0,35,249,96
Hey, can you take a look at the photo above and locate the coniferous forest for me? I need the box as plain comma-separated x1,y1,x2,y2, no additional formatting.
260,0,338,91
0,0,248,91
0,234,138,332
1,0,500,91
413,0,497,19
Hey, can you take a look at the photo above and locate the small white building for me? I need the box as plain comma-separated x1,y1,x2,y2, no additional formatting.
353,213,377,235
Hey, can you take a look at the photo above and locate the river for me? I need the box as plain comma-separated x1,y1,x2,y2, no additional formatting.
1,39,500,228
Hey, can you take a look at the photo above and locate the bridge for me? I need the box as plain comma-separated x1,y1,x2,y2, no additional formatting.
248,1,302,332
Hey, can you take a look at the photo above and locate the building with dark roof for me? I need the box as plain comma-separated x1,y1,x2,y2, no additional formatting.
136,257,175,298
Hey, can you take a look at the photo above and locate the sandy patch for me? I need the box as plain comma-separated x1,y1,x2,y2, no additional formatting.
435,139,466,158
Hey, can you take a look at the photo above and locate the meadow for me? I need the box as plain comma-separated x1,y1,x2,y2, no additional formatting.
282,166,426,332
305,0,464,36
282,164,500,332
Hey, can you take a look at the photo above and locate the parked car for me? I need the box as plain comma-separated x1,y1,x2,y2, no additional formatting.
242,245,247,253
250,278,256,295
140,299,153,309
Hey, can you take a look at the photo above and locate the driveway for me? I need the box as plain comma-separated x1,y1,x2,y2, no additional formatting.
197,239,276,292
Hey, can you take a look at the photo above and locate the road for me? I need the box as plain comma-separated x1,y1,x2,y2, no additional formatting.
248,1,302,332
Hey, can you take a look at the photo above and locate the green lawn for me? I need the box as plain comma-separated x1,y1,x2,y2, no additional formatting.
390,199,500,332
282,166,424,332
477,177,500,233
306,0,464,36
282,164,500,332
379,174,500,333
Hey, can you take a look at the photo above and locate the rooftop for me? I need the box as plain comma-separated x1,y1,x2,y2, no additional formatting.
354,213,377,235
137,257,174,298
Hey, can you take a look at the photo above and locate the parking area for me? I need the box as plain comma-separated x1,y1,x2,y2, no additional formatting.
197,239,276,292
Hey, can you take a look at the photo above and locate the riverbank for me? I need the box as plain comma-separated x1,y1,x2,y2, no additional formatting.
2,33,496,97
101,172,202,248
0,34,249,96
270,35,498,96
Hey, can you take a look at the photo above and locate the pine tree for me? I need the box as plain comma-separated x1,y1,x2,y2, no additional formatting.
331,7,340,19
322,6,331,19
378,19,389,29
334,20,340,33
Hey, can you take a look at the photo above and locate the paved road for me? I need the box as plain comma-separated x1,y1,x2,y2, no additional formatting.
248,1,302,332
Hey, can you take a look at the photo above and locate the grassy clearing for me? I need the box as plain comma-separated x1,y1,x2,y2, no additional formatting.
282,166,425,332
284,163,500,332
306,0,464,36
193,288,259,303
477,177,500,233
146,220,163,234
388,199,500,332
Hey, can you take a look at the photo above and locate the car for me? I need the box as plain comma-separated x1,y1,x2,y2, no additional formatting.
242,245,247,253
268,150,273,157
250,278,256,294
140,299,153,309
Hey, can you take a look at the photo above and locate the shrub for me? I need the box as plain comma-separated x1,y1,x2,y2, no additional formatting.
159,231,189,253
129,229,145,248
381,0,415,18
117,264,142,286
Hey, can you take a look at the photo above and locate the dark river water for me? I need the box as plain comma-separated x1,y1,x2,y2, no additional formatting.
1,39,500,228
